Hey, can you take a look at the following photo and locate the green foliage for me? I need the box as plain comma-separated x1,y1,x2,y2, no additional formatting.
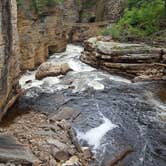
83,0,96,9
101,0,165,41
101,25,121,39
34,0,64,14
16,0,23,6
17,0,64,15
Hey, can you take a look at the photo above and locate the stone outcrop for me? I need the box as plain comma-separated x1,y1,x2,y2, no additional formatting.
63,0,81,23
0,134,37,164
35,62,71,80
63,0,124,23
96,0,124,22
17,0,125,71
0,0,20,119
68,21,109,43
18,1,68,71
63,0,124,43
63,0,96,23
81,37,166,81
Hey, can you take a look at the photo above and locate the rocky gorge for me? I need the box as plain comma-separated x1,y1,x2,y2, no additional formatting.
0,0,166,166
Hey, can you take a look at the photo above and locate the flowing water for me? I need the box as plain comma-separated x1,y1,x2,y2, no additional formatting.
18,44,166,166
19,44,131,93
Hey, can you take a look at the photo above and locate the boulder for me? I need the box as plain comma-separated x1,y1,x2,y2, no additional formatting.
62,156,80,166
47,139,68,150
35,62,72,80
0,135,37,164
81,147,92,159
52,150,71,162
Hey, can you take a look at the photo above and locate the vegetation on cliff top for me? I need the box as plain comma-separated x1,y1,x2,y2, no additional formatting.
101,0,166,41
17,0,64,14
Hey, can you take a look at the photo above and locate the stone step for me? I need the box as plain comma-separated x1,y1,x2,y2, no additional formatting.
0,135,37,164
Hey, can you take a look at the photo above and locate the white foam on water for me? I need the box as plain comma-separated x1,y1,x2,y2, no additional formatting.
77,116,118,149
88,80,105,90
19,71,44,89
146,91,166,112
43,77,60,85
19,44,131,93
19,71,61,90
108,75,131,83
68,60,95,72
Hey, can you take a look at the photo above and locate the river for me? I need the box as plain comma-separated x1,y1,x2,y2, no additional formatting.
18,44,166,166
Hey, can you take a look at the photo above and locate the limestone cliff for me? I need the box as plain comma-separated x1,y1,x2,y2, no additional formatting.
18,1,68,71
96,0,124,22
81,37,166,81
0,0,20,119
17,0,125,71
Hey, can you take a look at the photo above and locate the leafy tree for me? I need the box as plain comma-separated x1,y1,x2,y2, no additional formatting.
164,0,166,17
101,0,165,40
17,0,64,15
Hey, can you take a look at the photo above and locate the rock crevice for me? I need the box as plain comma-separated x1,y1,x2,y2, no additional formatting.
0,0,20,119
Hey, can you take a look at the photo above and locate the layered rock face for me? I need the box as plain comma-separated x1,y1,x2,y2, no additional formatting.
63,0,81,23
63,0,96,23
17,0,125,71
81,37,166,81
64,0,124,43
96,0,124,22
18,1,68,71
63,0,124,23
0,0,20,119
69,22,109,43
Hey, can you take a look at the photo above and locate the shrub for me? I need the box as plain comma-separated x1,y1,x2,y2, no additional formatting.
101,0,165,41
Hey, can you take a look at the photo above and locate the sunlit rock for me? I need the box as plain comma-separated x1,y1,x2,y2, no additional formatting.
35,62,72,80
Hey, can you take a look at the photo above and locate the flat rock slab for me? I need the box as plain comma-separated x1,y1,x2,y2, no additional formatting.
0,135,37,164
49,107,81,122
81,37,166,80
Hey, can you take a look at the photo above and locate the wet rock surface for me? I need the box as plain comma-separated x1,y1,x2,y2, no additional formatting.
17,78,166,166
0,109,91,166
3,45,166,166
0,135,37,164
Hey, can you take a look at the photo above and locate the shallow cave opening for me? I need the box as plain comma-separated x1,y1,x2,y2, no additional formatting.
48,45,58,55
88,16,96,23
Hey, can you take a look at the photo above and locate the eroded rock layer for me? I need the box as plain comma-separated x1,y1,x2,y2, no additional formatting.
0,0,20,119
18,1,68,71
81,37,166,81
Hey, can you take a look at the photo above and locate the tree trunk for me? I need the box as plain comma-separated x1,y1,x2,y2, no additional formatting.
165,0,166,17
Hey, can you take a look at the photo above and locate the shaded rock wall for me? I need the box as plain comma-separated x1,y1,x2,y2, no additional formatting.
68,21,110,43
63,0,81,23
62,0,124,43
18,0,125,71
0,0,20,119
18,1,68,71
63,0,96,23
96,0,124,22
63,0,124,23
